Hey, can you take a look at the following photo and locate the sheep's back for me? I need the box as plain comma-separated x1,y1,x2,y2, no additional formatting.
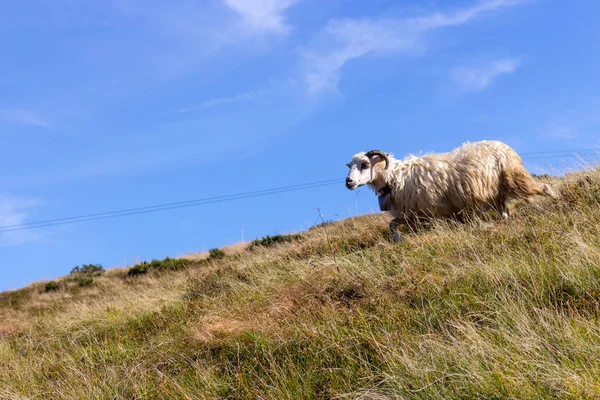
389,141,516,218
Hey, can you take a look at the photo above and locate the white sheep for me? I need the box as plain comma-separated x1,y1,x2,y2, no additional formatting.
345,141,555,241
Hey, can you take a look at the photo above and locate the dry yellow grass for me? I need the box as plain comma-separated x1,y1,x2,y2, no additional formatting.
1,168,599,399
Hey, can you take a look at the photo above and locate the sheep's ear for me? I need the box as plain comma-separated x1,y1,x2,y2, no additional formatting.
371,156,385,167
346,163,351,168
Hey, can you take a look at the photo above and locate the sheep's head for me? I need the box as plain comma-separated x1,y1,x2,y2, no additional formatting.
345,150,389,190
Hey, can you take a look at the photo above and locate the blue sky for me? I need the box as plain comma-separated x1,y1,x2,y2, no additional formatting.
1,0,599,291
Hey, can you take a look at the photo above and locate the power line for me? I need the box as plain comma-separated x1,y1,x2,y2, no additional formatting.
1,179,339,229
522,149,599,160
0,179,340,233
1,148,598,233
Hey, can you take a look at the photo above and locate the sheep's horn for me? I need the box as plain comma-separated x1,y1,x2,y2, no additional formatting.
365,150,389,169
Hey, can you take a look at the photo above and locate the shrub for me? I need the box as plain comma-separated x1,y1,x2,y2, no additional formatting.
44,281,60,292
208,248,226,260
76,277,94,287
127,257,188,277
67,264,104,287
156,257,187,271
71,264,104,276
250,233,302,249
128,263,150,277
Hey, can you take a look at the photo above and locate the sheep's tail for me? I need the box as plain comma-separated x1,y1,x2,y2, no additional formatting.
505,165,557,199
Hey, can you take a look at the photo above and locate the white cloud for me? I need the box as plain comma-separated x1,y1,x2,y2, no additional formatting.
452,58,520,91
302,0,525,93
171,89,269,114
223,0,301,34
409,0,525,31
0,109,49,127
0,196,42,246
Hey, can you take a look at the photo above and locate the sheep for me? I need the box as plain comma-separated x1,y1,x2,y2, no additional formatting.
345,141,556,242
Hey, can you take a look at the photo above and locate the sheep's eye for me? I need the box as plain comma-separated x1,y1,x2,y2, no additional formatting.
361,162,370,170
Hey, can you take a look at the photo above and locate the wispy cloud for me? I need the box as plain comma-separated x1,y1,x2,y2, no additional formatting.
0,195,42,246
0,109,49,127
223,0,301,34
452,58,520,91
302,0,525,93
170,89,269,114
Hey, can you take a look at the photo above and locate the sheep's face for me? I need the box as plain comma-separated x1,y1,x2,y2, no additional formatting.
345,153,376,190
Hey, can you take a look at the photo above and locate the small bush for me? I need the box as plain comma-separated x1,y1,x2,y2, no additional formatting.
127,257,188,277
128,263,150,277
76,277,94,287
208,248,226,260
66,264,104,287
158,257,187,271
71,264,104,276
250,234,302,249
44,281,60,292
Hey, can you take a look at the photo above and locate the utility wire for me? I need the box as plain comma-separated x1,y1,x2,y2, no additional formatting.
522,149,599,160
1,148,598,233
1,179,339,229
0,179,340,233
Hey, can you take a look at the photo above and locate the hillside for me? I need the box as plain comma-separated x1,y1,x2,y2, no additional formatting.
1,169,600,399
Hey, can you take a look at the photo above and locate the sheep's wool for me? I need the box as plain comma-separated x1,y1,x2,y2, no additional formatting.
347,140,555,224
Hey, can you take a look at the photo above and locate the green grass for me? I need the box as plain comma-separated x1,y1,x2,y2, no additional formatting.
249,233,303,249
1,169,600,399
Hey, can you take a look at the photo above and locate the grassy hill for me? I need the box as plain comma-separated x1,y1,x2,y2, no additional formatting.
1,169,600,399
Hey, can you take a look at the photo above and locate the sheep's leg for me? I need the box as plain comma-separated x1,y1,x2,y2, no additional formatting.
490,193,510,219
453,211,467,224
496,200,510,219
496,203,509,219
389,219,402,243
